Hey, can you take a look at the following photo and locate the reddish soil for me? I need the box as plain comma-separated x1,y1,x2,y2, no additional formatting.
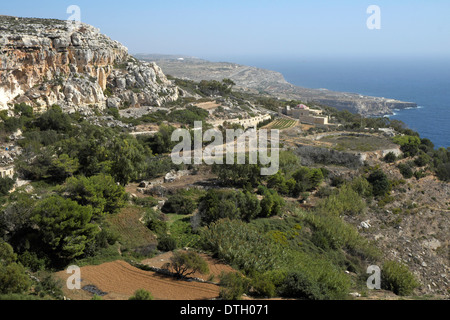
56,260,220,300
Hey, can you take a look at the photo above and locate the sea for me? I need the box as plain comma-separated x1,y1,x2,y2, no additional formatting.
207,56,450,149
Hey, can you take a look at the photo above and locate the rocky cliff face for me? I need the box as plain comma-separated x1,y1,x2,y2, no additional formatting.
0,16,179,113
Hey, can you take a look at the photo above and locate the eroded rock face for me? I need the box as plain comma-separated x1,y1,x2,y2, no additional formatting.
0,16,178,113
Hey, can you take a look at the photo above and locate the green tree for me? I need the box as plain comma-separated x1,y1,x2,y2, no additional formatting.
60,174,125,217
0,241,30,295
31,196,99,261
393,135,421,157
198,190,240,226
109,136,146,186
34,105,72,133
48,154,79,182
367,170,390,197
167,250,209,279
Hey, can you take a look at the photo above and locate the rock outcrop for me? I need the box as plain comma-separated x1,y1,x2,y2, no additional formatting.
0,16,179,113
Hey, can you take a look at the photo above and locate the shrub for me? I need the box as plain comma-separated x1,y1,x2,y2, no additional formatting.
382,261,419,296
397,163,413,179
0,241,30,295
18,251,47,272
393,135,421,157
219,272,250,300
350,176,373,198
383,152,397,163
279,271,325,300
162,194,196,215
250,273,276,298
147,219,168,237
317,184,366,216
330,176,345,187
0,177,15,196
367,170,390,197
129,289,153,300
34,274,64,299
414,153,431,167
157,235,177,252
132,197,158,208
436,163,450,182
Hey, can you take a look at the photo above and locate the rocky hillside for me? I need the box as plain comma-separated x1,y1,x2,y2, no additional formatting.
0,16,180,114
137,54,417,116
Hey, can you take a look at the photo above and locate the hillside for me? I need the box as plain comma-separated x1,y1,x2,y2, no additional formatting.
0,16,448,303
135,54,417,116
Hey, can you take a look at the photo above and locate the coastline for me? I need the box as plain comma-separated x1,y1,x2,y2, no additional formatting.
136,54,419,117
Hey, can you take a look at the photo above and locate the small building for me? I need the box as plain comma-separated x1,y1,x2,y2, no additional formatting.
0,166,14,179
279,104,328,126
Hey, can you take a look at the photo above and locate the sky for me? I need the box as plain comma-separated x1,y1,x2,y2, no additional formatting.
1,0,450,61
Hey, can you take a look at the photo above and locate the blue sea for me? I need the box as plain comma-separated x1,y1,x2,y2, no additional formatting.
209,56,450,149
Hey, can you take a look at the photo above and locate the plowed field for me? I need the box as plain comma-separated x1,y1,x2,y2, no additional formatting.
141,251,237,282
56,260,220,300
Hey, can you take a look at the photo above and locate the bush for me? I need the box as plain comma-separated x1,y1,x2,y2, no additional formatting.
382,261,419,296
147,219,168,237
133,197,158,208
397,163,413,179
367,170,390,197
436,163,450,182
279,271,325,300
383,152,397,163
0,177,15,196
129,289,153,300
219,272,250,300
162,194,196,215
393,135,421,157
18,251,47,272
0,242,30,295
34,274,64,299
157,235,177,252
250,273,276,298
414,153,431,167
317,184,366,216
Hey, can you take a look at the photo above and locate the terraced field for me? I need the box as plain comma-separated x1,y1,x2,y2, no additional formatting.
56,260,221,300
264,118,298,130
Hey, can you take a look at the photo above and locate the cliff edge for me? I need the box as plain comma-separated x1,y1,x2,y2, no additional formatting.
0,16,180,113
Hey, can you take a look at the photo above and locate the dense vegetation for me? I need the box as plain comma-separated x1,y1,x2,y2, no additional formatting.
2,89,445,301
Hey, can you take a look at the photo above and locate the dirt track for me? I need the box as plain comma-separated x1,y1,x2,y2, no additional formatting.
56,260,220,300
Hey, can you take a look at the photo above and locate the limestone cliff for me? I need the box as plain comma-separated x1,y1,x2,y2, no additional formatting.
0,16,179,113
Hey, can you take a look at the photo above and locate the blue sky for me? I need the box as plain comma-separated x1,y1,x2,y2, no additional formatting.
1,0,450,60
